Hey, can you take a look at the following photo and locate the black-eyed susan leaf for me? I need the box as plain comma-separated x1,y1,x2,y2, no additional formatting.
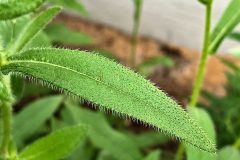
0,0,46,20
19,125,88,160
186,107,217,160
1,48,216,153
12,7,61,54
143,150,161,160
13,96,63,146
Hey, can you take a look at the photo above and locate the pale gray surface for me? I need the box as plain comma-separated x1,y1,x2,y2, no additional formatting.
81,0,239,53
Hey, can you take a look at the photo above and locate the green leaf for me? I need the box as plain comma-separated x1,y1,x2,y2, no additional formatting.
11,75,25,102
186,107,216,160
25,31,52,49
13,95,63,146
137,56,174,77
129,132,169,148
143,150,161,160
19,125,88,160
0,0,46,20
209,0,240,54
2,48,216,152
229,32,240,42
63,104,143,160
45,23,93,45
218,146,240,160
48,0,88,16
198,0,212,5
12,7,61,54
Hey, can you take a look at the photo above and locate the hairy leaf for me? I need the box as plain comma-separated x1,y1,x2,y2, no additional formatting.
186,107,216,160
13,96,63,146
218,146,240,160
209,0,240,54
12,7,61,53
19,125,88,160
2,48,216,152
11,75,25,102
45,23,93,45
63,104,143,160
48,0,88,16
0,0,46,20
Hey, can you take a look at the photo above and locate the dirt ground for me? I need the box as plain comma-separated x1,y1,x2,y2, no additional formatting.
56,13,240,105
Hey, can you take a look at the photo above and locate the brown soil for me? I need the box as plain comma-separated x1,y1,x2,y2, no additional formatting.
55,13,240,105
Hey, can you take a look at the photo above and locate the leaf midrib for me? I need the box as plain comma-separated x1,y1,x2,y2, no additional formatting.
8,59,156,114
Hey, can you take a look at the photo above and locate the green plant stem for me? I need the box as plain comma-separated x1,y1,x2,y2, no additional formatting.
175,143,185,160
130,3,143,68
0,102,12,158
189,3,212,108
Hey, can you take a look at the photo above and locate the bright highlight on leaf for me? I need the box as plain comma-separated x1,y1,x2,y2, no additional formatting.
19,125,88,160
209,0,240,54
0,0,46,20
1,48,216,152
12,7,61,54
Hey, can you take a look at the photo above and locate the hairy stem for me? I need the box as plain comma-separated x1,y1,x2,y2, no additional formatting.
0,102,12,158
189,3,212,108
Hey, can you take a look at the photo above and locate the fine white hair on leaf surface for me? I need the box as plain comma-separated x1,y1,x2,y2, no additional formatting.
2,48,216,153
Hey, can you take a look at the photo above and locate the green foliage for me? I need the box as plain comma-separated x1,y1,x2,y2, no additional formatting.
45,23,93,45
198,0,212,5
62,103,143,160
1,48,215,152
19,125,88,160
48,0,88,16
143,150,161,160
137,56,174,77
186,107,216,160
11,76,25,102
229,32,240,42
0,0,46,20
209,0,240,54
13,96,63,146
218,146,240,160
202,61,240,147
129,132,169,149
11,7,61,54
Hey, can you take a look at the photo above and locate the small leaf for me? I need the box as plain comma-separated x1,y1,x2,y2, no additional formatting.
209,0,240,54
13,96,63,146
2,48,216,152
19,125,88,160
45,23,93,45
137,56,174,77
48,0,88,16
12,7,61,53
186,107,217,160
229,32,240,42
11,75,25,102
0,0,46,20
218,146,240,160
198,0,212,5
129,132,169,148
143,150,161,160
